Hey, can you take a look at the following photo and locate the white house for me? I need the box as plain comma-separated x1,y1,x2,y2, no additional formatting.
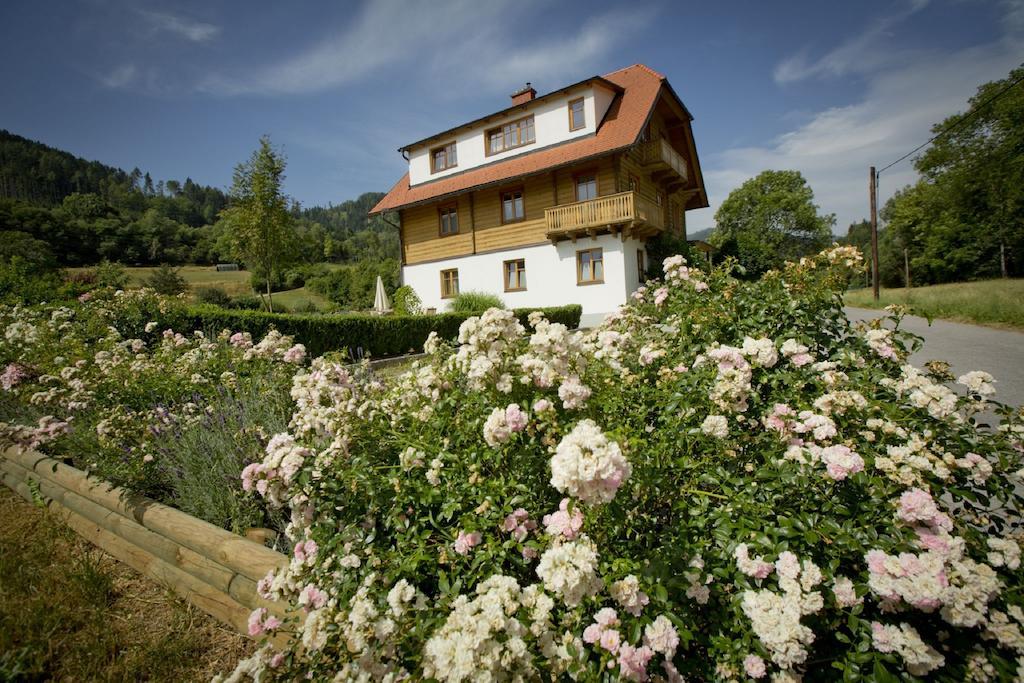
369,64,708,324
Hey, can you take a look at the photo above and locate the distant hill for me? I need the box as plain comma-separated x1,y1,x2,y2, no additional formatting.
299,193,398,262
0,129,229,226
0,129,395,266
688,227,713,242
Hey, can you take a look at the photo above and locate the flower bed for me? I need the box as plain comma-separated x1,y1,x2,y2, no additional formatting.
0,289,304,533
225,247,1024,682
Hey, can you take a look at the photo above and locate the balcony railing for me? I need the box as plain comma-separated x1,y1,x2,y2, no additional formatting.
639,138,689,183
544,191,663,239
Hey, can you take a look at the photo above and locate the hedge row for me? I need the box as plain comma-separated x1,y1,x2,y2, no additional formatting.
152,304,583,359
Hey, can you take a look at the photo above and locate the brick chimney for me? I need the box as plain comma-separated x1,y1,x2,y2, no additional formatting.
510,83,536,105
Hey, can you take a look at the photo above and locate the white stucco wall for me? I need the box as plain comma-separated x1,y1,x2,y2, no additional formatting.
593,82,616,127
402,235,647,317
407,86,603,186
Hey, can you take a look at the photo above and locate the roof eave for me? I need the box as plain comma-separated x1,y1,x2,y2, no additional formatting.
369,144,632,216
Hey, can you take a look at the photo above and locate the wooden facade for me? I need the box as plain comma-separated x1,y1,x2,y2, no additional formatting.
399,107,697,266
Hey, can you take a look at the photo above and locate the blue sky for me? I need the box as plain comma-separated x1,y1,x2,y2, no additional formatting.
1,0,1021,233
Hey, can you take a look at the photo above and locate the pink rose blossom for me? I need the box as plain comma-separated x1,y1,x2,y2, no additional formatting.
453,530,481,555
543,498,584,540
532,398,553,413
617,644,654,681
247,607,282,637
283,344,306,364
743,654,767,679
501,508,536,542
299,584,327,611
897,488,952,531
653,287,669,306
599,629,622,654
293,539,318,563
820,444,865,481
505,403,528,432
791,352,813,366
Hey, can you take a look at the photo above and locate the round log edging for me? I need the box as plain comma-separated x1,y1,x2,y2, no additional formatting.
1,446,293,643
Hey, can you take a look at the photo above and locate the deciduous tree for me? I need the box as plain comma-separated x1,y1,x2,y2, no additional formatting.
220,137,298,312
710,170,834,277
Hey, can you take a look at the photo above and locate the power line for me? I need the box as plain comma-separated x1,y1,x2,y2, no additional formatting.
877,64,1024,176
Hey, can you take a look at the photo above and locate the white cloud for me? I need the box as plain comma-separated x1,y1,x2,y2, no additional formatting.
430,7,657,94
773,0,930,84
199,0,654,96
139,10,220,43
691,3,1023,236
99,63,137,88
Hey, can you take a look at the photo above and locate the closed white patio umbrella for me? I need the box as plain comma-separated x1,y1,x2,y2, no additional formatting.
373,275,391,314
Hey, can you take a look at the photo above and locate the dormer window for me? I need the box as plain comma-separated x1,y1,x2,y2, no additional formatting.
486,115,535,156
431,142,457,173
568,98,585,131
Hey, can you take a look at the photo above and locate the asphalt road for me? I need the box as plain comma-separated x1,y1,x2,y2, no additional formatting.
845,307,1024,408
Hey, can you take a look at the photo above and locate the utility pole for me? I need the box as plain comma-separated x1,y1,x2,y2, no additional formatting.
869,167,880,301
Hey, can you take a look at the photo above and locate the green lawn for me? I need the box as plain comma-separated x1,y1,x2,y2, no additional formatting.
68,265,338,312
68,265,252,295
845,279,1024,330
268,286,335,312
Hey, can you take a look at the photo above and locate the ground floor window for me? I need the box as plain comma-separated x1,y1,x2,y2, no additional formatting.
637,249,645,281
504,259,526,291
440,268,459,298
577,248,604,285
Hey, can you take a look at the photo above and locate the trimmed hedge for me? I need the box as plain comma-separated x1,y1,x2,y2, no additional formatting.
151,303,583,359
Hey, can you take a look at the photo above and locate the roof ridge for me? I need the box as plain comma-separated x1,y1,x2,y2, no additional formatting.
603,63,665,80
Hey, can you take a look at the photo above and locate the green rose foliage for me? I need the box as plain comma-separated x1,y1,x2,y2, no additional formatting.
230,246,1024,682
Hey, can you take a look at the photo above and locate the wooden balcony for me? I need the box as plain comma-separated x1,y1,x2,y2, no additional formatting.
639,138,689,185
544,191,664,242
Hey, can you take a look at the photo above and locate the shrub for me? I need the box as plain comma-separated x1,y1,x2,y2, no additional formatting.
91,259,129,290
249,271,287,294
145,264,188,296
151,303,582,358
392,285,422,316
228,294,264,311
229,246,1024,682
194,286,232,307
0,257,63,305
448,290,505,313
305,259,399,310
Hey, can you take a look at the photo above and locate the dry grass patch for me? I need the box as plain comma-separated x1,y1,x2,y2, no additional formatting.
0,487,254,681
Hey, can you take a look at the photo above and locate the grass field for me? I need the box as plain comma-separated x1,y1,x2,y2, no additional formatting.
68,265,337,311
845,279,1024,330
0,488,252,680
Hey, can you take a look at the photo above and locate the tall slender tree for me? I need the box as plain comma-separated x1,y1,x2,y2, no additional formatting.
220,136,298,312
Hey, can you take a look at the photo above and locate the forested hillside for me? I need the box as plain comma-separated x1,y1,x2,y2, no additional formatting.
0,130,396,268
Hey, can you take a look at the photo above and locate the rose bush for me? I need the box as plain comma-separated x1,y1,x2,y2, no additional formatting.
223,246,1024,682
0,288,305,531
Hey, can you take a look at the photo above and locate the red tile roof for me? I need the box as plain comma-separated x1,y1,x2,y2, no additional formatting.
369,64,673,215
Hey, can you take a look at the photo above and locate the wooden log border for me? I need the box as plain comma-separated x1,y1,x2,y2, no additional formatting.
1,446,293,644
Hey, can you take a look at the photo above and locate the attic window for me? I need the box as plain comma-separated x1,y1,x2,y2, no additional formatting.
486,116,535,156
431,142,457,173
568,98,585,131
